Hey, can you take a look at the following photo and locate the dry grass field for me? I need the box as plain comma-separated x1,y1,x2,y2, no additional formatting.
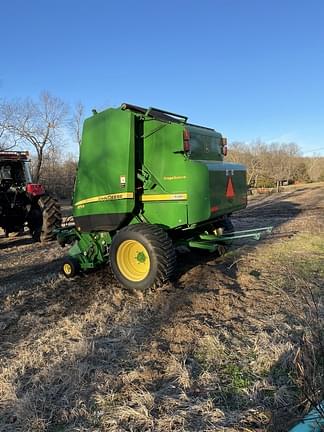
0,183,323,431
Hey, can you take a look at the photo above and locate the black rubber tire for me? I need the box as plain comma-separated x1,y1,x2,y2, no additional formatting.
110,224,176,290
62,257,80,278
28,195,62,243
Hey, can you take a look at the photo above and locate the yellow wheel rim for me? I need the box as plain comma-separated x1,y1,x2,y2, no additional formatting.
63,263,72,275
116,240,150,282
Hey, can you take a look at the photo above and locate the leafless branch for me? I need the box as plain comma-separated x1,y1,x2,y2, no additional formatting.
0,92,68,181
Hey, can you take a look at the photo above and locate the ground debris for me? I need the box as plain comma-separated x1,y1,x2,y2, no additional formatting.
0,184,323,431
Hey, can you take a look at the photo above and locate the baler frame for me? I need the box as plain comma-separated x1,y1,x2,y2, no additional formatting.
57,225,273,274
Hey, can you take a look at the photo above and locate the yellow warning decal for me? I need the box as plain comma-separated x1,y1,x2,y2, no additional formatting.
74,192,134,207
140,193,188,202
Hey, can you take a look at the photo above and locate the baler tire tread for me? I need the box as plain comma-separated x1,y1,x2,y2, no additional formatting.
120,224,176,281
62,257,80,278
110,223,176,290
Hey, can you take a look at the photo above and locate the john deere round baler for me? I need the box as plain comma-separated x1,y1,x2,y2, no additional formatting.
58,103,271,289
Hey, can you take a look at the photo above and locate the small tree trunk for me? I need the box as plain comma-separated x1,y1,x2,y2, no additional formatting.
276,180,280,192
34,149,43,183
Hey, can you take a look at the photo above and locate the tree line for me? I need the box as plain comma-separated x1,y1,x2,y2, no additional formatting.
1,92,323,198
0,91,82,198
227,140,324,190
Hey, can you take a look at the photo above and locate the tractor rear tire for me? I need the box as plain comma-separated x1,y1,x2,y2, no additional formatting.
110,224,176,290
28,195,62,243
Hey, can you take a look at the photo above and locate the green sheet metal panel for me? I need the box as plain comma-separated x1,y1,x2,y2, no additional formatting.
185,159,211,224
186,125,247,223
140,119,188,228
207,161,247,217
73,108,135,231
139,119,247,228
72,105,247,232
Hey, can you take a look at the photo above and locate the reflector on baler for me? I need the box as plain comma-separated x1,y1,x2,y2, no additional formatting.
226,177,235,199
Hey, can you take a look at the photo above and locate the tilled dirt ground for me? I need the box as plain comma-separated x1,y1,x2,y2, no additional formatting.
0,184,323,432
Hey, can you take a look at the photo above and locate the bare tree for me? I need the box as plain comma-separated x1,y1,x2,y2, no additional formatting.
37,148,77,198
285,142,300,180
229,140,301,190
255,142,300,191
71,101,84,147
1,92,68,181
306,156,324,182
0,100,18,150
228,140,267,187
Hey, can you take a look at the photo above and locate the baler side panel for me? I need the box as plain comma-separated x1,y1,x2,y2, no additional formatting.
73,109,135,231
185,160,211,225
140,120,188,228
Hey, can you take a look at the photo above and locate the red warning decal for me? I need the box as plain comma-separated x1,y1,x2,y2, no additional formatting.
226,176,235,199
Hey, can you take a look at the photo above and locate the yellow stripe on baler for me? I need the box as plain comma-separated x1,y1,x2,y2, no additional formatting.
74,192,188,208
74,192,134,207
140,193,188,202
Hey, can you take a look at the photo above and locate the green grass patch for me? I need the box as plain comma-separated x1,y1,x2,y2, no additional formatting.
253,233,324,291
223,363,253,391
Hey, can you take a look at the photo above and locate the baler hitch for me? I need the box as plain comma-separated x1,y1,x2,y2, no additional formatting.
185,226,273,252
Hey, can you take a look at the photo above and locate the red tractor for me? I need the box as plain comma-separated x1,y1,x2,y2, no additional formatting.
0,151,61,241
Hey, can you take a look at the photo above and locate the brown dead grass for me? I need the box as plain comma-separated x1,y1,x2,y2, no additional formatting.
0,184,323,431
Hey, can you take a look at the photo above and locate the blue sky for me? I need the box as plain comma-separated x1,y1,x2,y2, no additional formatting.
0,0,323,155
